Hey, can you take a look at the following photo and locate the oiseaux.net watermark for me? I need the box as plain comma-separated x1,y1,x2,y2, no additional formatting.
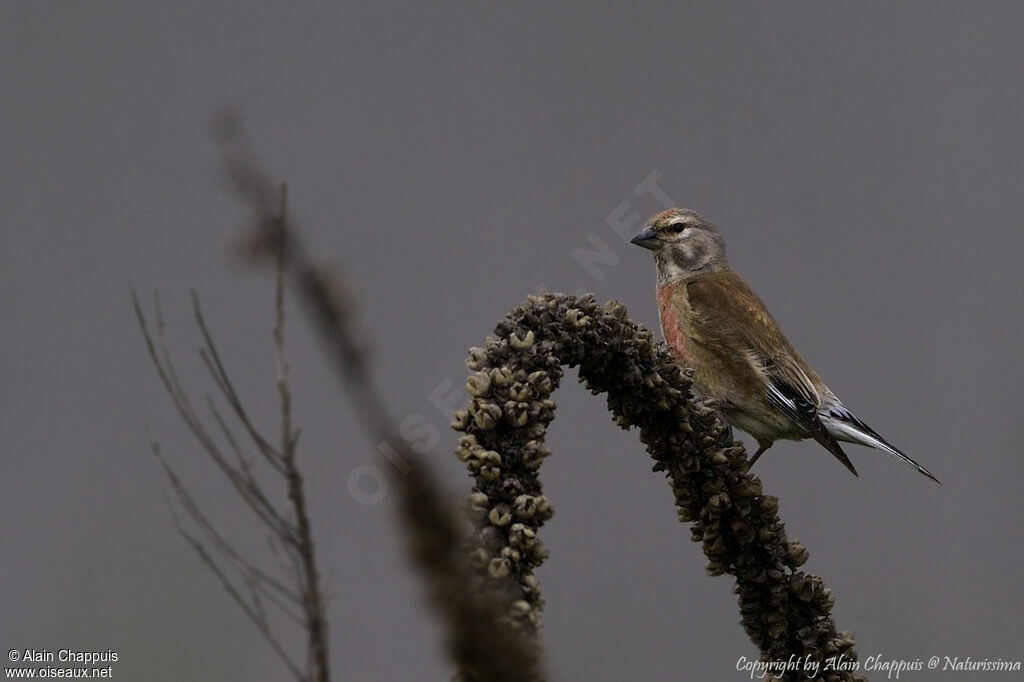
737,653,1022,679
347,170,677,505
6,648,118,679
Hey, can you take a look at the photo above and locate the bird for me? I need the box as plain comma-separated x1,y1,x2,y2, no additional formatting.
630,207,939,482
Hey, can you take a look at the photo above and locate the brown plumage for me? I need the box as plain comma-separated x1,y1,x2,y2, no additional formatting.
632,208,939,482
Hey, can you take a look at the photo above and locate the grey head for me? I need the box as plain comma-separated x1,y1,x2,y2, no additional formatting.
630,208,728,284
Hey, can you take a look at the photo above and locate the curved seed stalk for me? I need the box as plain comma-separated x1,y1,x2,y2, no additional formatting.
454,293,867,682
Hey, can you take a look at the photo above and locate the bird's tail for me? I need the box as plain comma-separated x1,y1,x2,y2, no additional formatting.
822,405,940,483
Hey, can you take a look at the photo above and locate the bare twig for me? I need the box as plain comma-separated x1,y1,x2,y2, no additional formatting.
193,294,288,476
271,184,330,682
136,182,331,682
151,439,305,677
134,292,294,543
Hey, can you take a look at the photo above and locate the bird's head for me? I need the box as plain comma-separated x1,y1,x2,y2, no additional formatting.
631,208,728,283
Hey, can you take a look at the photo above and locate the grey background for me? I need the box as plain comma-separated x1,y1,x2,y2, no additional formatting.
3,2,1022,680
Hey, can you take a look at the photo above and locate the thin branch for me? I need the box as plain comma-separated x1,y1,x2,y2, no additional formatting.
166,499,306,680
134,293,294,542
137,181,332,681
206,396,256,480
192,293,288,475
272,182,331,682
151,439,303,610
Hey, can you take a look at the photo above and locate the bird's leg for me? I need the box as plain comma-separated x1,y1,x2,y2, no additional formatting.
748,442,772,468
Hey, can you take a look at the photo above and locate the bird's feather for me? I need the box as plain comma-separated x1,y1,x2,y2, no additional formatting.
766,377,858,476
684,272,824,402
822,404,940,483
684,273,822,388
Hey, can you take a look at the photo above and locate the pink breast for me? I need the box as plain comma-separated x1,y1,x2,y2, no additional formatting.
656,285,692,365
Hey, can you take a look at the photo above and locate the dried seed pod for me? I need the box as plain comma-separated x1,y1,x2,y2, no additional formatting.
472,402,502,430
488,506,512,527
465,372,492,397
451,410,470,431
513,495,537,519
466,346,489,370
509,330,535,350
787,539,809,567
491,366,515,386
488,557,511,579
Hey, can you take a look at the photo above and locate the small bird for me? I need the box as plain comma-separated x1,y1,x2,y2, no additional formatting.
631,208,938,482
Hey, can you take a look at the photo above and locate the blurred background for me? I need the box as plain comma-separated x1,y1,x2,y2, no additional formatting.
3,2,1023,680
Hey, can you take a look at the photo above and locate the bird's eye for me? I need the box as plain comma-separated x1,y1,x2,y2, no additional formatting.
671,223,686,233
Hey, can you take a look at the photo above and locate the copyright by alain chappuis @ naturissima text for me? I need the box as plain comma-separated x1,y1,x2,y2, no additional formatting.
737,653,1022,679
6,649,117,678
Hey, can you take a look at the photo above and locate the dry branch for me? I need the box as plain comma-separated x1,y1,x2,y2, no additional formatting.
135,184,330,682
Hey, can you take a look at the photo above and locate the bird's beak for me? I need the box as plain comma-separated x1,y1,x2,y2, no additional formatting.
630,225,660,250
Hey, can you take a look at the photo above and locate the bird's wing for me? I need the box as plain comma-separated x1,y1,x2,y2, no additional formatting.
685,273,858,476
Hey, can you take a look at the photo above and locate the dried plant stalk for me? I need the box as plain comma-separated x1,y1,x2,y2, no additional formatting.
453,293,868,682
